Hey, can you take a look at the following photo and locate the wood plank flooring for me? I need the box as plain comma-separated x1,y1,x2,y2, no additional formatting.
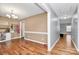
0,36,79,55
0,39,47,55
51,35,79,55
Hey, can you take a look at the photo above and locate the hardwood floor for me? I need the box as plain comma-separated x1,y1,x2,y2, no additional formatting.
0,36,78,55
0,39,47,55
51,35,79,55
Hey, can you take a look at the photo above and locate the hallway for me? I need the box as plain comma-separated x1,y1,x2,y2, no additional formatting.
50,35,79,55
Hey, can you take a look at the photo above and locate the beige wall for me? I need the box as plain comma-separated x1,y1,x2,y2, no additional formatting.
22,12,47,32
0,16,20,39
21,13,48,43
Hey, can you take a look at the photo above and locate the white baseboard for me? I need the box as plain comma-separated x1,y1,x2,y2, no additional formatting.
11,37,21,39
0,37,21,42
0,40,10,42
24,38,47,45
48,37,60,51
71,39,79,52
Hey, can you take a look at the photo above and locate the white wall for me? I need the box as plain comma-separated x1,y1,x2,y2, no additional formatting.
78,15,79,49
48,12,60,51
49,18,60,51
60,24,66,34
60,18,72,34
71,17,79,51
71,8,79,52
60,18,72,24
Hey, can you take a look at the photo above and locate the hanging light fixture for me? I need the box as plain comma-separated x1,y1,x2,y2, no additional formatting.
6,10,18,19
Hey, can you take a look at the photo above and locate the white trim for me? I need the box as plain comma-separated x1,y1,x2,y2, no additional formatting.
24,31,48,35
71,39,79,52
22,22,25,37
0,40,10,42
48,36,60,51
20,22,22,38
47,12,51,51
11,37,21,39
0,37,21,42
20,22,25,37
24,38,47,45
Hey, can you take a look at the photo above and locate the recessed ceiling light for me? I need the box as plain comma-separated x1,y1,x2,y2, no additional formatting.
63,17,67,19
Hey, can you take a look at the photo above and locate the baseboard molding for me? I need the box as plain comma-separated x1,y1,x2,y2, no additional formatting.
48,36,60,51
11,37,21,39
71,39,79,52
0,37,21,42
0,40,10,42
24,38,47,45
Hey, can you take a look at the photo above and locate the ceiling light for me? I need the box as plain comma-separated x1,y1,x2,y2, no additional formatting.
59,15,72,19
63,17,67,19
6,14,11,18
6,10,18,19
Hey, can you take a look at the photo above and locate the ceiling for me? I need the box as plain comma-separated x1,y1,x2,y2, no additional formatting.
45,3,79,24
0,3,45,20
47,3,78,17
0,3,78,21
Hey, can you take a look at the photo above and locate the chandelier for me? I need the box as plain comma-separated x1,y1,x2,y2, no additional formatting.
6,10,18,19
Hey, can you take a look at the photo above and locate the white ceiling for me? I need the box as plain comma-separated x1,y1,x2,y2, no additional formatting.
47,3,77,17
0,3,45,20
0,3,78,21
